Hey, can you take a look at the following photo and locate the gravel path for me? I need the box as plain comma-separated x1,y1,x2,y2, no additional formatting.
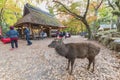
0,36,120,80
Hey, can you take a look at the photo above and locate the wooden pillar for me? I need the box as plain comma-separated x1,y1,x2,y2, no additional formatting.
49,27,51,37
21,25,24,39
29,23,32,35
41,26,43,30
29,23,33,39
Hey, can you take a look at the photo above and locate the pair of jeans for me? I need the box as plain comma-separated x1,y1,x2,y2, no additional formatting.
26,35,32,45
11,40,18,48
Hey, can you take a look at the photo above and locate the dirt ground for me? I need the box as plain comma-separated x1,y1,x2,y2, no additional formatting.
0,36,120,80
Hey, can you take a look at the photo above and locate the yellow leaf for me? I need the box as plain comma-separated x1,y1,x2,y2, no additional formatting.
6,4,21,12
87,16,97,23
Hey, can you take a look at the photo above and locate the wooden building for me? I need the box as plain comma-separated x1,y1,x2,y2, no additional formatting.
14,3,64,39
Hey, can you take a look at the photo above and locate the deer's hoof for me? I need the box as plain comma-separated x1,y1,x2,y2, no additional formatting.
87,67,90,70
66,68,69,70
91,69,94,73
68,71,72,75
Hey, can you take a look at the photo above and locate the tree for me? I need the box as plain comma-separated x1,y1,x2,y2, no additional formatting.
107,0,120,31
48,1,85,34
0,0,34,35
53,0,104,39
53,0,91,39
0,0,22,25
89,0,103,32
0,0,7,23
62,17,86,35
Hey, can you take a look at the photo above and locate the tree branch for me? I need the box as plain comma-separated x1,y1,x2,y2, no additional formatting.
107,0,115,10
91,3,96,10
96,0,103,10
83,0,90,19
115,1,120,10
53,0,84,20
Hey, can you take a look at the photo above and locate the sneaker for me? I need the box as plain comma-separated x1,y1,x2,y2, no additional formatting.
27,43,32,46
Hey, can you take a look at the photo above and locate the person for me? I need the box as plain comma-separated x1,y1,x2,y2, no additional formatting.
6,26,19,50
40,30,45,40
17,28,22,38
65,32,71,38
56,30,60,38
24,24,32,45
43,32,47,38
63,31,66,37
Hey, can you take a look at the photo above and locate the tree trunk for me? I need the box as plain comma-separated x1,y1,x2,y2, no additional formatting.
117,16,120,32
80,22,84,33
85,24,92,39
82,19,92,39
92,9,98,32
0,8,4,23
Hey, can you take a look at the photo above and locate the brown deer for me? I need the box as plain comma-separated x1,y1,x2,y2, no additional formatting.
48,38,100,75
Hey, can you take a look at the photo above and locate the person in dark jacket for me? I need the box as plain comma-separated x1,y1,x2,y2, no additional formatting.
7,26,19,50
24,25,32,45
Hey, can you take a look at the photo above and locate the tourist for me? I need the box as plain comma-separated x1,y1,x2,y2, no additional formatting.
40,30,45,39
6,26,19,50
24,24,32,45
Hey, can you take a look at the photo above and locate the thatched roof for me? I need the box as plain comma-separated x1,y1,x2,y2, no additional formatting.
14,3,64,28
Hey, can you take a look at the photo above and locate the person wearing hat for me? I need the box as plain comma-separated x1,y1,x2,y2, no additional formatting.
6,26,19,50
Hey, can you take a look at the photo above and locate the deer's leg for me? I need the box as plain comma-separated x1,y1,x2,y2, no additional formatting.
87,57,93,70
66,59,70,70
92,59,95,72
69,59,75,75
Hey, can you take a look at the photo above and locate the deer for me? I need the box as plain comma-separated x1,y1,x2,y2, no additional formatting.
48,38,100,75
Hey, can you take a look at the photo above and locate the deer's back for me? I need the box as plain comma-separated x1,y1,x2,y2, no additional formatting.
65,43,100,58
